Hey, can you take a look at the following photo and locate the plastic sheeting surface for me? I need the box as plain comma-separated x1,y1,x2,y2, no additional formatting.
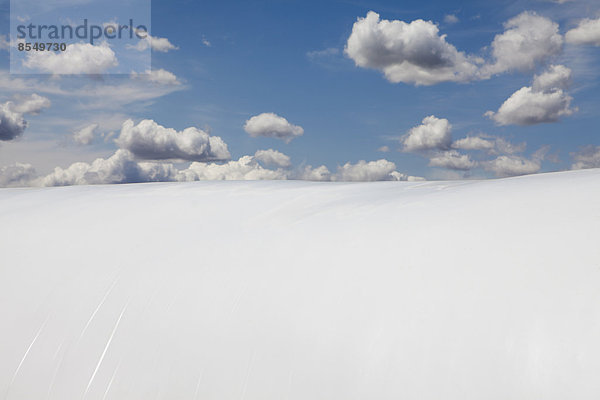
1,169,600,399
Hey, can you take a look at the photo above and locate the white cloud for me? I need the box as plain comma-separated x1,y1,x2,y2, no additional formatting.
179,157,332,183
403,115,452,152
452,136,495,151
532,64,571,91
23,42,118,74
377,145,390,152
345,11,479,85
0,139,111,176
9,151,423,187
486,65,575,126
482,12,563,77
333,159,423,181
130,69,181,85
452,135,526,155
307,48,340,59
0,35,10,51
390,172,426,182
73,79,184,110
483,155,541,177
148,36,178,52
0,163,36,187
571,146,600,169
428,150,477,170
177,156,288,181
30,151,286,187
38,149,178,186
73,123,99,145
486,87,574,125
0,102,27,141
565,17,600,46
444,14,459,24
297,165,332,181
306,48,345,69
0,71,67,95
0,71,184,111
130,33,178,52
344,11,566,85
254,149,292,168
10,94,51,115
244,113,304,143
179,158,421,183
493,137,527,155
334,159,396,181
116,119,231,161
0,94,49,141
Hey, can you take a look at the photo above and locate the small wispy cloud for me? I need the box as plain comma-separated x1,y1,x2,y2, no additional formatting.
307,47,340,59
444,14,459,24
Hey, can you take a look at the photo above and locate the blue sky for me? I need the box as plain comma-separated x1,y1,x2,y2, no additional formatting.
1,0,600,185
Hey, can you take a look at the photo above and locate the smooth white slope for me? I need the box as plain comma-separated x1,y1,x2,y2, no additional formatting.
1,169,599,400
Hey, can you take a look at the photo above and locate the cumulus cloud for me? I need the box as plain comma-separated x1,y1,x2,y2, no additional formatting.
130,33,178,52
33,152,287,187
485,65,575,126
116,119,230,161
389,172,426,182
130,69,181,85
483,155,542,177
0,102,27,141
73,123,99,145
452,136,495,152
334,159,396,181
0,163,36,187
482,12,563,77
452,135,526,155
428,150,477,170
10,94,51,115
179,158,422,183
179,157,336,183
177,156,287,181
0,94,51,141
297,165,332,181
244,113,304,143
486,87,571,125
532,64,571,91
493,137,527,155
253,149,292,168
345,11,479,85
38,149,177,186
23,42,118,74
403,117,491,174
333,159,424,181
402,115,452,152
565,17,600,46
345,11,565,85
571,145,600,169
149,36,178,52
7,150,423,187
